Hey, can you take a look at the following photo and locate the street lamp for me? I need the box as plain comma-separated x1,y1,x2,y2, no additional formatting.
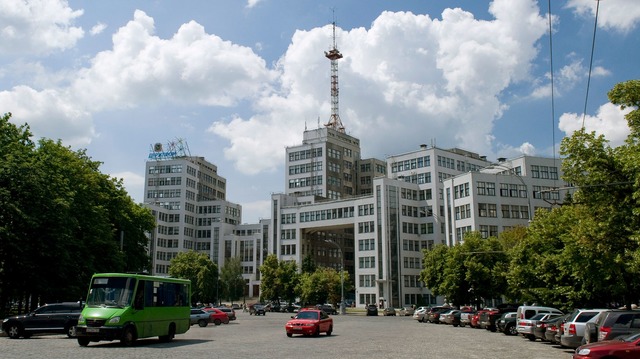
324,239,345,315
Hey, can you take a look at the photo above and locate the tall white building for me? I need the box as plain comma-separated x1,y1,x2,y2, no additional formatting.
143,141,265,298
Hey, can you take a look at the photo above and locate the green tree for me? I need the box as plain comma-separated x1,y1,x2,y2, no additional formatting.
301,253,316,274
0,113,155,314
297,266,348,306
258,254,281,303
220,256,245,304
169,251,218,305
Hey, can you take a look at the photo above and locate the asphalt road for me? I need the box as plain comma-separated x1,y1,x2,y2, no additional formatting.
2,311,576,359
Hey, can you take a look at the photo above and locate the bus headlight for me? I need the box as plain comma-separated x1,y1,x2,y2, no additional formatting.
108,316,121,324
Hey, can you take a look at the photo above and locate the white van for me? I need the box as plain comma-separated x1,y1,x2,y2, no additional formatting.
516,305,564,320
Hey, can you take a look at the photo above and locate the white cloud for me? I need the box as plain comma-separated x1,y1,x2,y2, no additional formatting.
0,0,84,56
558,102,631,147
0,85,94,146
211,0,549,169
90,22,107,36
111,171,145,203
566,0,640,33
246,0,263,9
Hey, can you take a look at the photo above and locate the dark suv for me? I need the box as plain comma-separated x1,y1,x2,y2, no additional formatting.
584,309,640,344
2,302,84,339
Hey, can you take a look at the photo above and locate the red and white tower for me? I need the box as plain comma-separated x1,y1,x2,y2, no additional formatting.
324,21,345,133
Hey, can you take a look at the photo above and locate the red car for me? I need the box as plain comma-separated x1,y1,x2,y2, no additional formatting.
285,309,333,337
203,307,230,325
573,332,640,358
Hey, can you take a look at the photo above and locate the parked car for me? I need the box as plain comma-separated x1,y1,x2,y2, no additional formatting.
534,315,564,341
427,306,451,324
383,307,397,316
316,304,337,315
285,309,333,337
440,309,460,325
496,312,518,335
459,308,477,327
516,305,563,321
249,304,266,316
517,313,562,341
471,309,494,328
545,315,568,344
561,309,608,348
573,332,640,359
366,304,379,316
202,307,230,325
217,306,237,321
584,309,640,345
231,303,241,310
190,308,211,327
2,301,84,339
399,306,415,316
483,304,520,332
413,307,428,322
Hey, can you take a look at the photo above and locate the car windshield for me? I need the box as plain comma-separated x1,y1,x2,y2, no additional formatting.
86,277,136,308
530,313,546,320
296,311,319,320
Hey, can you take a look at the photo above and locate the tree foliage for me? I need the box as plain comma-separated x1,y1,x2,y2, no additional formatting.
258,254,300,304
220,256,245,303
169,251,218,305
297,266,349,306
0,113,155,315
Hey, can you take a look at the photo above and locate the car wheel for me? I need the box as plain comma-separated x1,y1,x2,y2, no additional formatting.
214,319,221,326
198,319,208,327
327,325,333,336
6,324,22,339
66,324,77,338
121,326,137,347
77,337,90,347
286,333,292,337
527,335,536,341
505,324,517,336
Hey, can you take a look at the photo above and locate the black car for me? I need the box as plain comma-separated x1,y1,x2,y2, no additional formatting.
2,302,84,339
316,304,337,315
250,304,266,316
366,304,378,316
496,312,518,335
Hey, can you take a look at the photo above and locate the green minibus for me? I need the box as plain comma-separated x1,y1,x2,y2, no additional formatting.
75,273,190,346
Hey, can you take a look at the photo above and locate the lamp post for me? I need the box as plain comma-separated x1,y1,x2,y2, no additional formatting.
325,239,345,315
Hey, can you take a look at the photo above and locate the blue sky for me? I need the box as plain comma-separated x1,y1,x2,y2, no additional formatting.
1,0,639,223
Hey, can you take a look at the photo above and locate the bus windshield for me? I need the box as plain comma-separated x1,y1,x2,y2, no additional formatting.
87,276,137,308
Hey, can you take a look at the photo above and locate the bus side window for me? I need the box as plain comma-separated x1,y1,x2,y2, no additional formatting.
134,280,145,309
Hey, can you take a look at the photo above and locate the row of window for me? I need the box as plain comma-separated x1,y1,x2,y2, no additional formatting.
391,156,431,173
288,175,323,189
147,189,181,199
358,238,375,251
289,161,323,175
298,207,355,223
148,177,182,187
289,148,322,162
148,164,182,174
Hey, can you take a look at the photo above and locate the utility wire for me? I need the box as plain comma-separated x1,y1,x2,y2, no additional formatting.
581,0,601,129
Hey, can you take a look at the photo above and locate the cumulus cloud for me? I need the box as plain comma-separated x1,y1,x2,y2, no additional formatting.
566,0,640,33
558,102,631,147
90,22,107,36
1,9,277,148
210,0,548,170
246,0,264,9
0,0,84,56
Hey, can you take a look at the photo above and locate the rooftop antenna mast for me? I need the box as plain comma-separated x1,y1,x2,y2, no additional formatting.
324,14,345,133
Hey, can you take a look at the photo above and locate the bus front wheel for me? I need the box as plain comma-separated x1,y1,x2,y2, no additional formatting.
77,337,90,346
121,326,137,347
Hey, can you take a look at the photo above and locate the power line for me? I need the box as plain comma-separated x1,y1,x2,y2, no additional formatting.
581,0,602,129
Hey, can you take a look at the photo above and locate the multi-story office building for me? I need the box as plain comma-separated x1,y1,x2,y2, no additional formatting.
272,141,498,308
442,156,568,245
143,141,265,298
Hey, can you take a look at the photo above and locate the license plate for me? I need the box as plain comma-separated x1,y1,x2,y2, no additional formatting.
86,328,99,333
